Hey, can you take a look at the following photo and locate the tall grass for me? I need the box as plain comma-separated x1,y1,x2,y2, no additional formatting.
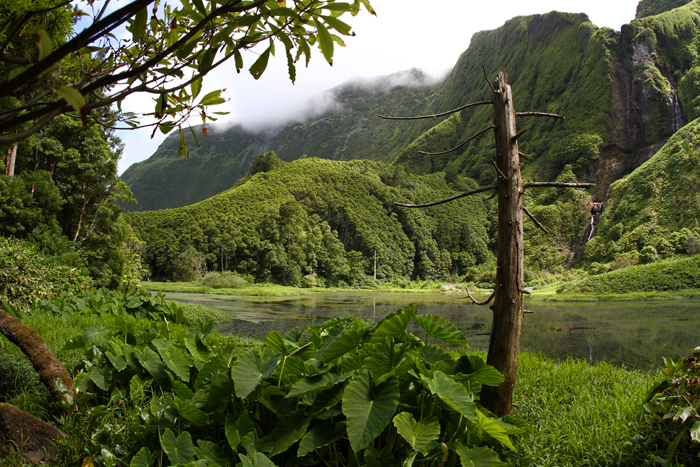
512,353,658,466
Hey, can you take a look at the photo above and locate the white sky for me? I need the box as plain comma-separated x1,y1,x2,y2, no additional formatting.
116,0,641,174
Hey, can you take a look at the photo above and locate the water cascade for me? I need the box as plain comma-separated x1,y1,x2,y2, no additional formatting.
670,88,684,132
586,216,595,243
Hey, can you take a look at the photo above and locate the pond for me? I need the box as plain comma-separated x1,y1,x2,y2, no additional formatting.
161,291,700,370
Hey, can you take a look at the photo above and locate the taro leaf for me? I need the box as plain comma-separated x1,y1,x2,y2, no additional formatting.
367,306,417,344
320,322,367,362
63,335,86,350
297,422,345,457
281,356,322,383
498,416,529,435
225,411,255,452
287,371,334,398
90,365,113,391
240,452,278,467
455,356,503,387
454,443,505,467
193,375,234,412
194,439,228,465
419,371,477,422
420,346,455,368
284,327,303,343
310,382,345,414
136,347,168,386
194,359,228,389
257,409,310,456
414,314,469,347
83,323,111,344
157,344,191,382
403,451,418,467
264,331,295,356
170,378,195,401
129,446,151,467
342,370,400,452
231,347,281,398
677,406,694,423
74,372,91,392
105,351,127,372
475,411,514,451
129,375,149,399
392,412,440,455
364,446,396,467
363,339,412,383
161,428,195,465
174,397,208,426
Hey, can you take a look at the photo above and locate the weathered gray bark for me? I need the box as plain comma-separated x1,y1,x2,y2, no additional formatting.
480,73,524,417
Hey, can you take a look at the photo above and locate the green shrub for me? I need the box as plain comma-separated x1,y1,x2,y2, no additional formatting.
302,274,316,288
200,271,248,289
643,348,700,466
0,237,90,309
639,245,659,264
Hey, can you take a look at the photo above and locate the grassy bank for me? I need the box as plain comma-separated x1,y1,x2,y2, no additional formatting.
530,284,700,302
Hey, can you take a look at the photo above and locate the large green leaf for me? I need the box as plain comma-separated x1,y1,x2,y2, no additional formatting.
392,412,440,455
362,339,412,383
173,398,208,426
161,428,195,465
257,410,310,456
231,347,281,398
475,411,514,451
194,439,228,465
287,371,351,398
297,422,345,457
310,383,345,414
136,347,168,386
454,443,505,467
129,447,151,467
342,370,400,452
367,306,416,343
157,344,191,382
455,356,504,387
419,371,477,422
90,365,113,391
82,323,111,344
319,321,367,362
314,19,333,65
414,314,469,347
225,411,255,452
240,452,278,467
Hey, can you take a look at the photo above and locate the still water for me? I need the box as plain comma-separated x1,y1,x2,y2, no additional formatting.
161,291,700,370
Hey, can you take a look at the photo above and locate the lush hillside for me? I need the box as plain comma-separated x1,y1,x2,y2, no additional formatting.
125,154,491,285
582,118,700,265
637,0,695,18
121,69,440,211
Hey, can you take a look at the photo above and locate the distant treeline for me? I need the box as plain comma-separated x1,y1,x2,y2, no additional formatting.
125,153,491,286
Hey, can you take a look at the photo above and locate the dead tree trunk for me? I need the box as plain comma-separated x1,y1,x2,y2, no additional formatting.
381,69,594,417
480,73,524,416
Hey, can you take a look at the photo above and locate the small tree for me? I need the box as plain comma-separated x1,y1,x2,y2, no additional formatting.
382,71,594,416
173,245,205,281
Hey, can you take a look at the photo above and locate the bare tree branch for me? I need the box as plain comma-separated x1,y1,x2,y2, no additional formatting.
483,65,497,92
518,151,531,160
419,125,495,155
524,206,549,234
524,182,595,189
511,128,527,142
490,158,507,181
378,101,492,121
394,185,497,208
454,288,496,305
516,112,565,120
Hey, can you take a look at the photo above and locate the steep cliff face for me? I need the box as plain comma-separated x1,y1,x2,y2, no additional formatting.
636,0,695,18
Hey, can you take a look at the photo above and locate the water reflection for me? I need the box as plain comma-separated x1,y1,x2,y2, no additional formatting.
161,291,700,370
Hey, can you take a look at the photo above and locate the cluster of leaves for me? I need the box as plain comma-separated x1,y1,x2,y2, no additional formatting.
0,0,374,146
126,155,490,285
644,348,700,466
62,305,525,467
0,236,89,309
35,286,185,324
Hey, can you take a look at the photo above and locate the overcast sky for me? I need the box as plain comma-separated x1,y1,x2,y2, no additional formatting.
116,0,641,174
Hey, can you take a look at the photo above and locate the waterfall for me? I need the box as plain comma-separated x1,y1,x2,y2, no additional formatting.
586,216,595,243
670,89,683,132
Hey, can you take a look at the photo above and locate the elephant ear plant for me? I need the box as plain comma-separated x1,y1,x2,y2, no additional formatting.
63,305,526,466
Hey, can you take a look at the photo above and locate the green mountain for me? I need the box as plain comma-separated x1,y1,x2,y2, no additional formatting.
126,154,490,284
123,3,700,214
121,69,440,211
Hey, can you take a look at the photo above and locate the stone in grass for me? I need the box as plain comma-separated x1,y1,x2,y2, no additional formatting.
0,402,63,463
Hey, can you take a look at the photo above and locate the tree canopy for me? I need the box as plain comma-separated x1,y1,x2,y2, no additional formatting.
0,0,375,146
